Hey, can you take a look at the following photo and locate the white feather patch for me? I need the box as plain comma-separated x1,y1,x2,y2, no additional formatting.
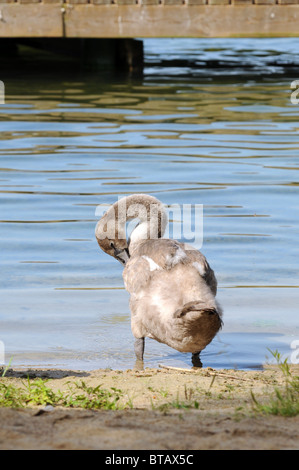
192,261,206,277
166,246,187,268
142,255,161,272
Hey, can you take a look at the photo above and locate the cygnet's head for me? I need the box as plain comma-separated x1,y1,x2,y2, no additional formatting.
95,211,129,265
95,194,167,265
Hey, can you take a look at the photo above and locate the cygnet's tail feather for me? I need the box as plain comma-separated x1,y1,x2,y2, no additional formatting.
174,301,223,327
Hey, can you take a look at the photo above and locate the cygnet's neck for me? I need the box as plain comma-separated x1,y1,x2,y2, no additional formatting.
129,222,150,253
129,218,168,253
121,194,168,253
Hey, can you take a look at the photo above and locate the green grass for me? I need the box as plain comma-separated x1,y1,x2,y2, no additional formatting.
152,385,201,412
251,350,299,417
0,378,127,410
1,349,297,416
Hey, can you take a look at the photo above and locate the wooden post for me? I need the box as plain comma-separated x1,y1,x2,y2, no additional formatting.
75,38,144,74
115,39,144,75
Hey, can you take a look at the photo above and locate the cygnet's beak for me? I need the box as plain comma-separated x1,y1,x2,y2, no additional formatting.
114,247,130,265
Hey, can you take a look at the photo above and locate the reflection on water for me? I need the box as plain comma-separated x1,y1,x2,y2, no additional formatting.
0,38,298,371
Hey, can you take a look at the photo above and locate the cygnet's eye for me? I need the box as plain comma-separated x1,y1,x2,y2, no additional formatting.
110,241,115,249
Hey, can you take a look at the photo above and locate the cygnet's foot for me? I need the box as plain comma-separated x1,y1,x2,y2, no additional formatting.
134,359,144,371
191,352,202,368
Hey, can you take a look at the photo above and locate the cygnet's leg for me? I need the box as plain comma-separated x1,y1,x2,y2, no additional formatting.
134,337,145,362
191,352,202,368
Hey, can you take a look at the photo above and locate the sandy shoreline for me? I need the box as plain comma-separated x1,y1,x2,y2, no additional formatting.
1,365,298,450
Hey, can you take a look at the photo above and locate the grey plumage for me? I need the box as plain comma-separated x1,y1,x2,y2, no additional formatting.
124,238,222,355
96,194,223,366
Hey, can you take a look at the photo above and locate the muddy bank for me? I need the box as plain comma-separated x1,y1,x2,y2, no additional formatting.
0,366,298,450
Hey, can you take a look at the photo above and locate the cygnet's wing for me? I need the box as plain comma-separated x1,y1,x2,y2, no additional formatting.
123,256,153,294
181,243,218,296
124,239,217,296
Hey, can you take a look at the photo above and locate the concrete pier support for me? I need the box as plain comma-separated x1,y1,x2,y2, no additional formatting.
82,38,144,75
2,38,144,75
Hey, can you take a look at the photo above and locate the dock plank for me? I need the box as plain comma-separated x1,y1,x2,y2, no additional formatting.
254,0,276,4
209,0,230,4
42,0,63,4
0,4,299,38
0,4,63,37
187,0,207,4
231,0,253,4
64,5,299,38
91,0,113,4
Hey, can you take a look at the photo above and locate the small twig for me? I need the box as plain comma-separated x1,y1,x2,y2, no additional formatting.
158,364,254,382
210,372,253,383
159,364,193,372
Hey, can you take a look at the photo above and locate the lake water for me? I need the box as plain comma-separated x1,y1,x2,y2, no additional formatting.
1,38,299,371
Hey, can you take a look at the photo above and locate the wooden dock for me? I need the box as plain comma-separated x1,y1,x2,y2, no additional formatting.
0,1,299,38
